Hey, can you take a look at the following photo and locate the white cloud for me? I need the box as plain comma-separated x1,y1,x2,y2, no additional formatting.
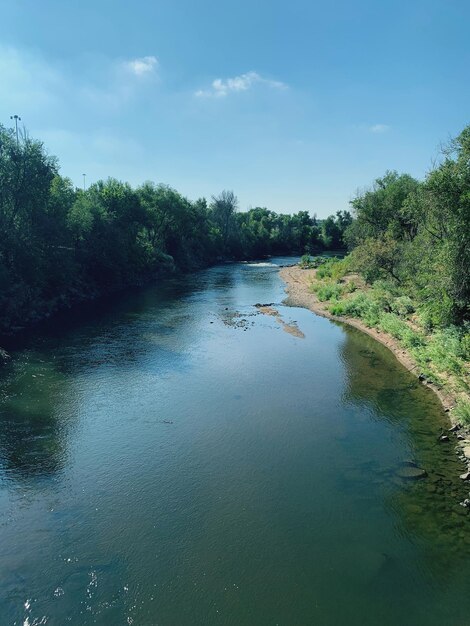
195,71,287,98
369,124,390,134
123,56,158,76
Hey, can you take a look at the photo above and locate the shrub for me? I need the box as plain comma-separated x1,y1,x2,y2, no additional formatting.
316,257,340,279
329,302,346,315
327,291,381,326
391,295,415,317
299,254,314,269
312,282,344,302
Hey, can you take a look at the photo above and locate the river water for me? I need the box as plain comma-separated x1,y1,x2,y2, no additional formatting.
1,258,470,625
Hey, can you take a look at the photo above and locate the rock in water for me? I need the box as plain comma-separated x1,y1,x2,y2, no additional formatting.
399,459,418,468
396,466,427,480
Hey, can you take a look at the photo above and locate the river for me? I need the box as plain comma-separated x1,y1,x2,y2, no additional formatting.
1,258,470,625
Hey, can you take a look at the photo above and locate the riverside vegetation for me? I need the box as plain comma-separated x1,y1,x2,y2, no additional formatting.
1,119,469,425
0,123,350,336
299,125,470,425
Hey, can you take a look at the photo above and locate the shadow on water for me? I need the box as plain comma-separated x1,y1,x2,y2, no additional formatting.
0,275,206,483
338,323,470,579
0,266,240,485
0,356,72,481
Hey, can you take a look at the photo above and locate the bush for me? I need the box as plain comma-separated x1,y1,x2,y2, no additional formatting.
299,254,314,269
316,258,338,279
327,291,382,326
316,256,350,280
329,302,346,316
391,295,415,317
312,282,344,302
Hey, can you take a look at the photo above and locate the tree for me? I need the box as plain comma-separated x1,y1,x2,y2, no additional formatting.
210,190,238,252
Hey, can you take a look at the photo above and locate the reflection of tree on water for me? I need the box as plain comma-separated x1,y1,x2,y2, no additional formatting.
338,323,470,578
0,274,213,483
0,355,71,481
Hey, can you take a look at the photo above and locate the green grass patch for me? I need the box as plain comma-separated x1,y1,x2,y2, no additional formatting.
453,400,470,425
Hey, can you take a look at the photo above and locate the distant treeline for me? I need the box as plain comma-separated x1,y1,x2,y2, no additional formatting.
344,125,470,328
0,125,350,333
3,122,468,336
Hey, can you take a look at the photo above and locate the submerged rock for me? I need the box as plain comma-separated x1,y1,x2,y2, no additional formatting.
399,459,418,468
396,466,427,480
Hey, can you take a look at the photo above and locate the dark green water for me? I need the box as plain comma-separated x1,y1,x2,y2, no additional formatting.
1,259,470,626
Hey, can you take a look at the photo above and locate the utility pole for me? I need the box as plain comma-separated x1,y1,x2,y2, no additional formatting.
83,173,86,192
10,114,21,146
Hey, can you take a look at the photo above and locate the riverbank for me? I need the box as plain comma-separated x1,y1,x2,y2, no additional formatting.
280,265,470,477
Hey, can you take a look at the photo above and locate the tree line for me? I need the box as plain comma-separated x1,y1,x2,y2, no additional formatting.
344,125,470,328
3,121,467,335
0,124,350,333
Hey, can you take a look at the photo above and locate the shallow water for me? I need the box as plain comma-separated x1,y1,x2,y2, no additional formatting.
1,258,469,625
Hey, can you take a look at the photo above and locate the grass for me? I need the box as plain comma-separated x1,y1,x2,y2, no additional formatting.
454,400,470,425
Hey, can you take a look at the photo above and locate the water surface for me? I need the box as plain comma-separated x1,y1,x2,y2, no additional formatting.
1,259,469,625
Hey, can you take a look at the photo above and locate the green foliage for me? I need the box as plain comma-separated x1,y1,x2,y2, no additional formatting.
312,282,344,302
378,313,424,348
347,127,470,326
299,254,314,269
321,211,353,249
325,277,468,388
0,124,352,333
315,256,350,280
236,208,328,258
1,119,469,344
390,296,415,317
315,258,337,278
317,127,470,403
346,171,419,246
329,292,382,326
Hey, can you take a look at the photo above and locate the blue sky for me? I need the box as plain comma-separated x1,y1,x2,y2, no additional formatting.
0,0,469,216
